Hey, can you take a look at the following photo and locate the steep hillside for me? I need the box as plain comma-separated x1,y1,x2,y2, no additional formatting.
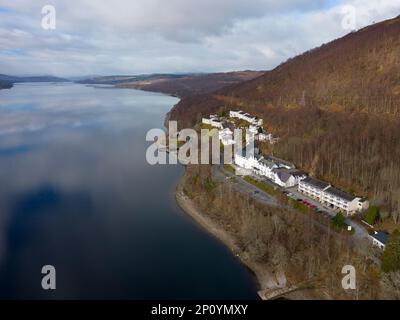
225,15,400,113
168,16,400,224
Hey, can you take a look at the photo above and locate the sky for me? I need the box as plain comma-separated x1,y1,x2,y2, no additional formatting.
0,0,399,77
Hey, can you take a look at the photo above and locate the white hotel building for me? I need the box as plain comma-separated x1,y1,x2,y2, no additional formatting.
299,177,369,216
229,110,263,126
256,158,278,179
202,116,223,129
234,147,260,170
218,128,235,146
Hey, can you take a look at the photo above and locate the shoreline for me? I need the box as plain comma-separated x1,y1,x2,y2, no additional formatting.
126,85,319,299
175,174,278,300
174,170,324,300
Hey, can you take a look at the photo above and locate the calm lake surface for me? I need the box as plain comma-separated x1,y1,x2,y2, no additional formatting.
0,83,258,299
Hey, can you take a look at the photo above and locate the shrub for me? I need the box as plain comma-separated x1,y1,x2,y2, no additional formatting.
382,230,400,273
224,164,236,175
204,177,216,193
332,212,346,229
365,206,379,225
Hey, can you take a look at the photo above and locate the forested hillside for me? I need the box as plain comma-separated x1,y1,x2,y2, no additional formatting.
168,16,400,224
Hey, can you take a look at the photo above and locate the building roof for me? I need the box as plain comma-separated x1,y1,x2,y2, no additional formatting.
371,232,389,245
273,168,306,183
258,133,271,137
264,155,295,169
259,158,276,169
301,176,330,190
274,168,305,176
223,122,236,131
324,186,356,202
273,169,291,183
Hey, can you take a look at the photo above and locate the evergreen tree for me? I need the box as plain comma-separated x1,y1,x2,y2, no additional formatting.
382,230,400,273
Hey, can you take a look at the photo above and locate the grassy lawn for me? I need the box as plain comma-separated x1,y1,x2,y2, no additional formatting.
243,176,281,197
223,164,236,175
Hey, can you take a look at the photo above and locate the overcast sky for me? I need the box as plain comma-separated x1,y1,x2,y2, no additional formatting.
0,0,399,77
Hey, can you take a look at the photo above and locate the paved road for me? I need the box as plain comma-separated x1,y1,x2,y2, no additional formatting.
214,164,370,242
285,187,369,241
212,165,278,207
213,165,348,241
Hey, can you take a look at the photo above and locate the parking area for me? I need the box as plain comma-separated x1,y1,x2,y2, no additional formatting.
231,165,337,218
219,164,369,240
284,186,369,239
284,187,336,218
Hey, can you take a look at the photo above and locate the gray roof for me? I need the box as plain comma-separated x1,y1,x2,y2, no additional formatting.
301,177,330,190
264,155,295,169
288,169,306,177
324,186,356,202
273,168,306,183
372,232,389,245
274,170,291,183
259,158,276,169
223,122,235,130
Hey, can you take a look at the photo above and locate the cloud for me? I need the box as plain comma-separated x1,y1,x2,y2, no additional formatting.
0,0,399,76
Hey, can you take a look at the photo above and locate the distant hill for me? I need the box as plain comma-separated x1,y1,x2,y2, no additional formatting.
168,15,400,222
0,74,69,83
77,74,190,86
119,71,265,97
0,79,13,89
78,72,264,97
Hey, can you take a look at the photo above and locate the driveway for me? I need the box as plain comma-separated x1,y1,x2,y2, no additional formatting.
213,165,278,207
285,187,369,240
214,164,369,241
